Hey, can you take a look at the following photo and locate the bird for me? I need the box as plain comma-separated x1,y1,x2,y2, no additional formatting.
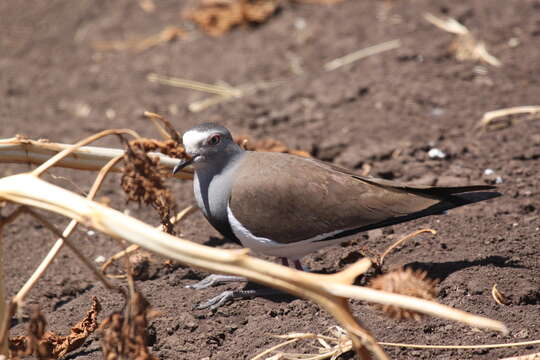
173,123,499,308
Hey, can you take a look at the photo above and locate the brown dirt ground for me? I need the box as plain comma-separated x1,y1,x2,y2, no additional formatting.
1,0,540,359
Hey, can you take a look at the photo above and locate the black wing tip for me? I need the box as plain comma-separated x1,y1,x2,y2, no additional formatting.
410,184,499,198
452,190,502,205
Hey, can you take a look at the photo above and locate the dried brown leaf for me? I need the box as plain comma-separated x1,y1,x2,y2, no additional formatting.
100,291,158,360
120,138,184,234
184,0,280,36
9,297,101,359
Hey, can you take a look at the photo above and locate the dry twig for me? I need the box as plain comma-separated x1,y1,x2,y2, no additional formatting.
424,13,501,67
479,106,540,130
0,135,193,179
93,26,186,52
254,326,540,360
492,284,509,306
147,73,242,97
101,204,197,279
143,111,182,143
324,39,401,71
377,228,436,268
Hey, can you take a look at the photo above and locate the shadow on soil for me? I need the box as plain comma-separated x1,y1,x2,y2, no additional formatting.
405,255,524,281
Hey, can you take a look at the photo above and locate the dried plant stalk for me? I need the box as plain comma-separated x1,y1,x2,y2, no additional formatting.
480,106,540,128
0,173,508,359
0,136,194,179
424,13,501,67
324,39,401,71
93,26,186,52
492,284,509,306
256,326,540,360
377,228,436,267
147,73,242,97
12,155,124,308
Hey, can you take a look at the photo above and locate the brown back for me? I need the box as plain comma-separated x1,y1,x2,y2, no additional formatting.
228,152,445,243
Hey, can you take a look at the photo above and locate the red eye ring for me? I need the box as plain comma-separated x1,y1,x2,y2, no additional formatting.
207,134,221,146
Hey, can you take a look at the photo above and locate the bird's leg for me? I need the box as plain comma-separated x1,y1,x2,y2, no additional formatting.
194,288,281,310
189,257,302,309
185,274,247,290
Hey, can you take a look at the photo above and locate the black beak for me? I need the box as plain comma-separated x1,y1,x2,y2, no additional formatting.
172,156,195,174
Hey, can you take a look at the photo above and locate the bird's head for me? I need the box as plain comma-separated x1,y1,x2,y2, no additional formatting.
173,123,241,173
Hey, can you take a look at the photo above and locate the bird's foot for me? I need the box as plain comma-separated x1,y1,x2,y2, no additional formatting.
194,288,282,310
185,274,247,290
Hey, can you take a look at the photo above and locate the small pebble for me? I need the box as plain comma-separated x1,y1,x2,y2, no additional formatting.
508,37,520,47
431,107,445,116
428,148,446,159
87,230,95,236
94,255,106,263
294,18,306,30
483,168,495,176
495,176,504,184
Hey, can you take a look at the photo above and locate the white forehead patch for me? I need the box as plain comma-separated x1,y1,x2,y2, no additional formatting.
183,129,210,154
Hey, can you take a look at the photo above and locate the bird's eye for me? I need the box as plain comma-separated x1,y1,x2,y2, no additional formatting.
207,134,221,146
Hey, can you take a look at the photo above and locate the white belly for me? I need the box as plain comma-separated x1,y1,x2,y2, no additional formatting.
226,204,355,259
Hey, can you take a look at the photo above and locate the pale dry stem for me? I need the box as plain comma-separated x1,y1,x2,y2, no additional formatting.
324,39,401,71
102,244,141,279
23,207,116,292
424,13,501,67
378,228,437,267
13,155,125,306
0,136,193,178
143,111,182,143
256,327,540,360
147,73,243,97
147,74,283,113
93,26,186,52
101,204,197,279
32,129,139,177
479,106,540,129
491,284,509,306
188,80,284,112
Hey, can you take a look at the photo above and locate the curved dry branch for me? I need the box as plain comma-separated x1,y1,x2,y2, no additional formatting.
0,136,193,179
0,173,508,359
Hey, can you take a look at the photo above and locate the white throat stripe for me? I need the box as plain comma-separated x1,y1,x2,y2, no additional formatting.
226,203,348,258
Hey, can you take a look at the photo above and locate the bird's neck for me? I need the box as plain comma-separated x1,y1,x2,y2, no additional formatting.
196,149,245,180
